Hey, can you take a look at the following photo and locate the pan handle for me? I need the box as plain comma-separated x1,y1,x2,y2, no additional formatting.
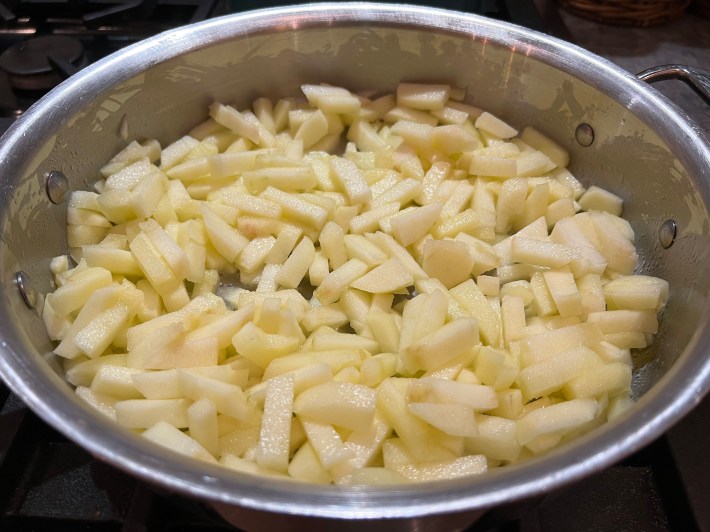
637,65,710,106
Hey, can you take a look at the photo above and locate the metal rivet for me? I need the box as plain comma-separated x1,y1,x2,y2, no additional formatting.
15,271,37,309
659,219,677,249
45,170,69,204
575,123,595,147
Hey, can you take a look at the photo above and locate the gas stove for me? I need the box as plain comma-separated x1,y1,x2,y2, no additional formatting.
0,1,709,531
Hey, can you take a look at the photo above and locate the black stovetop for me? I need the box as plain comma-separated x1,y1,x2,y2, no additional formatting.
0,1,708,530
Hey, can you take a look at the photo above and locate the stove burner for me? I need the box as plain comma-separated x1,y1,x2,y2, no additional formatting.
0,35,85,91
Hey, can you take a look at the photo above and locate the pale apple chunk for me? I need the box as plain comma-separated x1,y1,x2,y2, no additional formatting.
473,346,519,390
365,311,400,355
55,284,139,359
431,209,483,241
449,279,501,346
82,245,143,277
469,155,517,179
130,169,167,220
66,353,128,387
330,157,372,205
365,231,428,281
431,124,480,155
578,186,623,216
160,135,200,170
185,398,219,457
294,381,376,432
494,177,527,234
173,150,219,181
350,258,413,294
376,379,459,463
115,398,189,429
592,341,632,365
300,419,354,469
528,271,557,317
563,362,632,399
347,119,388,152
209,102,260,143
384,105,438,127
576,274,605,321
603,275,669,311
236,235,276,274
421,239,474,289
186,364,249,388
47,266,113,317
464,415,521,462
288,442,332,483
488,389,523,419
320,221,347,269
475,112,518,139
519,322,603,367
510,237,581,269
242,166,317,193
73,301,136,359
91,365,144,399
414,278,469,322
520,126,569,168
360,352,398,387
586,309,658,335
76,386,119,419
200,204,249,263
275,236,315,289
603,331,647,349
330,413,393,483
388,202,443,247
143,421,217,463
126,293,225,349
128,231,177,287
260,186,328,230
408,402,478,437
313,258,369,305
308,253,329,287
186,305,254,349
407,377,498,410
221,453,290,478
129,327,219,370
101,140,160,177
419,161,451,204
249,361,332,405
302,305,349,332
343,234,389,266
311,329,378,354
402,318,479,373
67,206,113,229
132,369,181,399
586,211,638,275
515,151,556,177
516,398,598,446
501,294,526,347
266,225,302,265
383,441,487,482
542,270,582,318
518,346,602,401
178,370,251,421
396,82,450,111
232,322,302,368
255,373,295,473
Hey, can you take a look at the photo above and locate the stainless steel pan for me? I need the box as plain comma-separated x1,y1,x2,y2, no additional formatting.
0,3,709,527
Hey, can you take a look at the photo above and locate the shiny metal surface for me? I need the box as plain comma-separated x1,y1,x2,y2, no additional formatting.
0,3,709,523
637,64,710,105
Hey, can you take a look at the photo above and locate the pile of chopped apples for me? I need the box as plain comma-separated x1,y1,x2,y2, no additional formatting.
42,82,669,485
